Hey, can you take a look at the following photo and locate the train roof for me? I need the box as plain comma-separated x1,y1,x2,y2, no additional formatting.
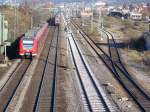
23,27,40,39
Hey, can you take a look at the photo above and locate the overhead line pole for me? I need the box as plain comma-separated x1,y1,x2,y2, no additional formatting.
148,3,150,32
90,0,95,33
14,0,17,40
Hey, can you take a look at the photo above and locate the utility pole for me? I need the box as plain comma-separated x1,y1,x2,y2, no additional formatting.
148,5,150,32
30,10,33,29
31,15,33,29
91,2,94,33
99,8,104,29
16,4,18,37
91,8,93,33
76,2,78,17
148,18,150,31
146,3,150,32
98,8,104,40
99,10,102,39
14,0,17,40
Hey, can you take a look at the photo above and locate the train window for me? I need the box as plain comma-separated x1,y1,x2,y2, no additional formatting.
23,39,34,49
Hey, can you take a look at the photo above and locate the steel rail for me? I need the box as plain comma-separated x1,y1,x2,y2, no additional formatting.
71,21,150,111
2,59,32,111
50,26,59,112
68,32,113,112
0,60,22,92
33,26,59,112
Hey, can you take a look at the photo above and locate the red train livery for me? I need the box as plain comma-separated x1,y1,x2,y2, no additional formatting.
19,23,48,58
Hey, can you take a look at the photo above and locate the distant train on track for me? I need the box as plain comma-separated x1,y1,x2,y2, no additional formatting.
55,14,61,25
19,23,48,58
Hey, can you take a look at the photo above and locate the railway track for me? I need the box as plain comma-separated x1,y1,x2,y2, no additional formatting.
0,60,22,92
71,21,150,111
33,26,60,112
104,30,150,111
0,59,32,111
68,29,115,112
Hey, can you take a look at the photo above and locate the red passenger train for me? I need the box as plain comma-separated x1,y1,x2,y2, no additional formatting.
19,23,48,58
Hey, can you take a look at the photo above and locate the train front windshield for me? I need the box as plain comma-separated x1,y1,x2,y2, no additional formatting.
23,38,34,49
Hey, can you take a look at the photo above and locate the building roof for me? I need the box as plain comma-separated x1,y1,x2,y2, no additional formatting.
130,12,142,16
